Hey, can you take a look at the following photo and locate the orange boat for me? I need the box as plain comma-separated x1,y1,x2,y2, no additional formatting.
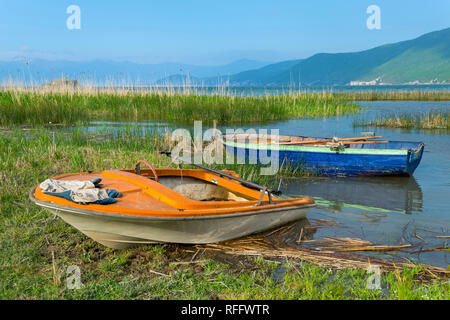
30,161,315,249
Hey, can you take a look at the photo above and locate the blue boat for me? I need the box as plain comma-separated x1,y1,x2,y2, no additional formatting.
223,134,424,176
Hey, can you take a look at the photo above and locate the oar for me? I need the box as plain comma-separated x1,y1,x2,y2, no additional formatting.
159,151,281,196
337,140,388,145
337,136,384,142
278,136,384,145
284,140,388,146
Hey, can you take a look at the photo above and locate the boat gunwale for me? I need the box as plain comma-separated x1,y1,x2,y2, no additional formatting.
33,168,312,212
29,187,316,221
30,168,315,218
223,139,424,155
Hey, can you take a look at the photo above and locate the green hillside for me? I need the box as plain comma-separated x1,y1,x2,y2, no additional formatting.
229,28,450,86
229,59,303,86
360,48,450,83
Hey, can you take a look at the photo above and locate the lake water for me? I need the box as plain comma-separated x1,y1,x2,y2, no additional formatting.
129,84,450,96
82,100,450,267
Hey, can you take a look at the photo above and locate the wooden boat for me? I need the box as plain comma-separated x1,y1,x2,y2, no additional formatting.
30,163,315,249
223,133,424,176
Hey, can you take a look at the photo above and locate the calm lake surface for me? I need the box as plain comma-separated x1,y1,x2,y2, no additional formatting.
83,100,450,267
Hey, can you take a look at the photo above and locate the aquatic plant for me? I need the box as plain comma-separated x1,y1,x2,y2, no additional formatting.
333,90,450,101
354,111,450,130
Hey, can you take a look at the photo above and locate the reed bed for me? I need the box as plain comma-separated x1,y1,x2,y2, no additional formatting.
354,111,450,130
333,90,450,101
0,87,360,126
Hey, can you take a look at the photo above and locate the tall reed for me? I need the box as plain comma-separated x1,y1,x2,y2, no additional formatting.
0,88,360,126
334,90,450,101
354,111,450,130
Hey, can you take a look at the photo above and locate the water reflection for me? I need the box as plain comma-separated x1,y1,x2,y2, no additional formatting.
81,121,174,133
283,176,423,215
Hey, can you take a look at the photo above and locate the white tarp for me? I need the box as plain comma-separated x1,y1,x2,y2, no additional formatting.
40,179,111,203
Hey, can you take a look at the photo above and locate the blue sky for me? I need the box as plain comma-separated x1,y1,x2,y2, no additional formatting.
0,0,449,65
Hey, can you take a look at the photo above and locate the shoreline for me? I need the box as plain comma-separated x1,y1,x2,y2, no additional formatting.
0,128,448,299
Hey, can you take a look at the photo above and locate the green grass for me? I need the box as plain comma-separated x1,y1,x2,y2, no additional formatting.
0,128,448,299
354,111,450,130
0,89,360,126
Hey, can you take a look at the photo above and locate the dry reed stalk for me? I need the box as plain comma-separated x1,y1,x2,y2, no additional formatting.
415,234,426,242
147,269,169,277
194,222,449,281
308,218,338,225
338,244,412,252
416,228,440,234
308,218,344,228
297,228,304,243
51,251,61,285
170,259,209,266
197,239,449,280
324,237,372,244
412,247,450,253
311,237,413,252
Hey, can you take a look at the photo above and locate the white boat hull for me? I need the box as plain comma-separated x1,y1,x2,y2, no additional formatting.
36,201,312,249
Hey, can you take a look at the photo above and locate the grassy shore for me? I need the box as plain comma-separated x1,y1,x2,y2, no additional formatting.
0,128,448,299
354,111,450,130
0,89,360,126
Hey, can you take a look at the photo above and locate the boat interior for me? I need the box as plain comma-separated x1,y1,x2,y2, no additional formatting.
124,169,253,202
33,167,314,217
224,133,423,151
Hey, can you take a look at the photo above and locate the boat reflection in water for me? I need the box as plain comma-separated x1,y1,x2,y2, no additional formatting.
283,176,423,215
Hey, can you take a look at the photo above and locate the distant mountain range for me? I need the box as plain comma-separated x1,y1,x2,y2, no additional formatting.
223,27,450,86
0,58,270,85
1,28,449,87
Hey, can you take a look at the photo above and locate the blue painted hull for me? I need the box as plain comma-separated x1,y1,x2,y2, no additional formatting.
224,141,424,176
